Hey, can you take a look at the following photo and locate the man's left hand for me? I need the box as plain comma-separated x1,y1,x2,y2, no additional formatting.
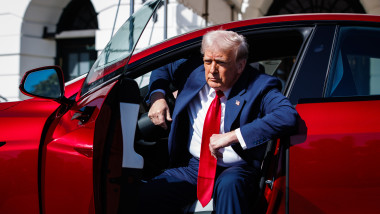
209,131,238,159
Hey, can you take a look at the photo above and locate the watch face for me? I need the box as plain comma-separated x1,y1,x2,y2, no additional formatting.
267,0,365,15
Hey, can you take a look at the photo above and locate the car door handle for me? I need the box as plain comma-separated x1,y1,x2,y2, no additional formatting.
71,106,96,125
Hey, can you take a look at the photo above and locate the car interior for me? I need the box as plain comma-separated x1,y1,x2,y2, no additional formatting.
93,26,310,214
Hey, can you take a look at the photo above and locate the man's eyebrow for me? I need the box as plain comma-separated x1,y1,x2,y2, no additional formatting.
215,57,228,63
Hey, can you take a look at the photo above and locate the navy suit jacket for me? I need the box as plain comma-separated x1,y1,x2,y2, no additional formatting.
148,58,297,167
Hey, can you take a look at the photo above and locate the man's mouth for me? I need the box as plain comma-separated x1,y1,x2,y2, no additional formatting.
209,77,220,81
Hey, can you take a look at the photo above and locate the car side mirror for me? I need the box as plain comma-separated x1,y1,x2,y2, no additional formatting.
19,66,67,102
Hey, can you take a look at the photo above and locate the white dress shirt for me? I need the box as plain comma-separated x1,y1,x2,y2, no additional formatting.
187,84,247,167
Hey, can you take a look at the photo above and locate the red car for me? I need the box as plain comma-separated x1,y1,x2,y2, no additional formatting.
1,0,380,213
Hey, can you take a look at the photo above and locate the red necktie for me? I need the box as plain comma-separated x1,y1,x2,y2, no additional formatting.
197,90,224,207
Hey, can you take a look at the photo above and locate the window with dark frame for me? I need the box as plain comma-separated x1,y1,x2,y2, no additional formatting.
56,0,98,82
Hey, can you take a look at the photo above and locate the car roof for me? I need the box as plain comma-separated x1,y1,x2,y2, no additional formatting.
130,13,380,64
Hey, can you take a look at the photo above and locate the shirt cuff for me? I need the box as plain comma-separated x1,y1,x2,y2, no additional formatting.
235,128,247,149
148,89,166,104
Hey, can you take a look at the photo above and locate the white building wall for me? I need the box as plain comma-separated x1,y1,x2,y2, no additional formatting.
0,3,28,101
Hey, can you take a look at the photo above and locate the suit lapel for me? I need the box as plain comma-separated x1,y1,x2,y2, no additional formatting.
173,67,206,117
225,90,246,132
224,67,252,132
173,65,254,132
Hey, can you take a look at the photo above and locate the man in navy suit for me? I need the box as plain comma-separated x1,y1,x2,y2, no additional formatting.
138,30,297,213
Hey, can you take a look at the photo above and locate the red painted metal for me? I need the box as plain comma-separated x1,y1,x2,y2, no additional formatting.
290,100,380,213
265,139,286,214
65,75,85,98
0,99,59,213
0,69,89,214
41,82,117,214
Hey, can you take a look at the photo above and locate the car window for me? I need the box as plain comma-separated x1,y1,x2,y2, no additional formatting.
80,0,161,97
288,26,336,104
326,26,380,97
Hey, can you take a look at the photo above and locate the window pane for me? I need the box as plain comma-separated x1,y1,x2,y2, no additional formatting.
81,0,161,96
79,53,90,76
68,53,79,78
289,26,336,104
68,53,91,80
370,58,380,94
326,27,380,97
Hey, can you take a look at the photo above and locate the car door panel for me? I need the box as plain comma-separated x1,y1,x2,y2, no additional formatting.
41,82,117,214
289,99,380,213
0,100,59,214
92,78,146,214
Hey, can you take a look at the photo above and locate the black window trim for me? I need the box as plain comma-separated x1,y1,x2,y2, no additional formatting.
322,25,340,98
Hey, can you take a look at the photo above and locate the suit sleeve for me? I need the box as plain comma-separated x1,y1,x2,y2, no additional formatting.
145,58,187,102
145,55,204,103
239,78,298,149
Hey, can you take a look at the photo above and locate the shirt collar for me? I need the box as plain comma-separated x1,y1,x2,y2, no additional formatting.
206,84,232,100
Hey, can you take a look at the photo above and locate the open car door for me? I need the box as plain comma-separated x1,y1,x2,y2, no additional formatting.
35,1,162,214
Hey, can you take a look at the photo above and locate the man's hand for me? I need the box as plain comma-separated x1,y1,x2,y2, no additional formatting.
148,92,172,130
209,131,238,159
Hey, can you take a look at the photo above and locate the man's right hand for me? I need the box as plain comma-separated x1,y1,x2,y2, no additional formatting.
148,92,172,130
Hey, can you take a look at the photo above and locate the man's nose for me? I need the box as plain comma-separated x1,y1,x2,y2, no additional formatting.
210,61,218,73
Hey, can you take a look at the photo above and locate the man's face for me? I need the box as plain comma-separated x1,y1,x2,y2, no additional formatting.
203,47,245,92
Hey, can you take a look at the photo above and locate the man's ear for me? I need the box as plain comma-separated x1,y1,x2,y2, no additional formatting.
237,59,247,74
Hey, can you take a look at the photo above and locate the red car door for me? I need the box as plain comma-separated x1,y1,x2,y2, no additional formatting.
31,1,162,213
289,25,380,213
290,99,380,213
40,82,116,214
0,79,83,214
0,99,59,214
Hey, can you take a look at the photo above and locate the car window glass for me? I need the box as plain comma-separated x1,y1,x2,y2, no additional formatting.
288,26,336,104
326,27,380,97
80,0,161,97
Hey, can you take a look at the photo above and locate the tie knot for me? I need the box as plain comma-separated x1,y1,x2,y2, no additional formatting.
216,90,224,99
